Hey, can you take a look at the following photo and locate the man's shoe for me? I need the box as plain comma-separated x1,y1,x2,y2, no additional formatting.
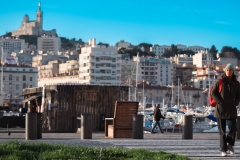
221,151,227,157
228,144,234,154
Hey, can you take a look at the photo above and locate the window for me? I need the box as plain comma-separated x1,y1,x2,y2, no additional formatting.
9,83,12,90
23,83,27,89
23,75,26,81
9,75,12,80
30,77,32,81
16,84,19,89
16,76,19,81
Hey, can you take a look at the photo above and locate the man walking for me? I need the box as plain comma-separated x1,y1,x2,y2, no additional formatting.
151,103,165,133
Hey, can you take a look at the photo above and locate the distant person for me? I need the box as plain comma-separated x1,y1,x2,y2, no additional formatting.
211,63,240,157
151,103,165,133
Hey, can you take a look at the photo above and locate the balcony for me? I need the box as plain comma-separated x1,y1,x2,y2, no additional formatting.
192,94,201,99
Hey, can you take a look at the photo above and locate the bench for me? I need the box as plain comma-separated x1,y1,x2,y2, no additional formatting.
105,101,139,138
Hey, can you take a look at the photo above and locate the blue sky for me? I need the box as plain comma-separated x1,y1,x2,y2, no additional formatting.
0,0,240,51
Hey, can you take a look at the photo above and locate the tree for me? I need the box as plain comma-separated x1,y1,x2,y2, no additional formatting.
219,46,240,59
98,42,109,48
138,43,153,53
118,47,127,54
178,50,195,56
117,43,155,59
162,44,178,58
209,45,218,59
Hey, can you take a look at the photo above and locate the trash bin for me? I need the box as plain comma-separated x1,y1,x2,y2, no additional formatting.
237,116,240,139
25,113,37,140
182,114,193,139
132,114,144,139
81,113,92,139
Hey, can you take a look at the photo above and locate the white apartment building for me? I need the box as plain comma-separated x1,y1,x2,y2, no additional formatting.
11,52,35,66
79,38,121,84
192,50,214,68
132,56,173,86
151,44,206,57
39,60,60,78
0,37,25,57
32,54,59,68
176,44,188,51
59,60,79,74
159,59,173,86
38,60,79,87
115,41,132,49
192,67,217,89
0,64,38,109
214,56,238,67
151,45,171,57
120,59,136,84
170,54,193,66
188,45,205,53
37,35,61,55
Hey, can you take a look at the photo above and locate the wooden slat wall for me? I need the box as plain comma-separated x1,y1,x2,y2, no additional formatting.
44,85,129,132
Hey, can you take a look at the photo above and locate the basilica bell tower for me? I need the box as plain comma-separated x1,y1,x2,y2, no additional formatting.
36,2,43,30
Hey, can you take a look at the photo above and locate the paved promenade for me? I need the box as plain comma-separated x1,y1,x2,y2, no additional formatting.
0,131,239,160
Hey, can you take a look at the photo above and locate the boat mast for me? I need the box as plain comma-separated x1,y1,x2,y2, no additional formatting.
135,53,139,101
207,49,211,104
178,77,179,107
171,82,174,107
128,75,130,101
1,46,3,93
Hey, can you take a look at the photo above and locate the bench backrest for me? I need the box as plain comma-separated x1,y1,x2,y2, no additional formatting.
113,101,138,129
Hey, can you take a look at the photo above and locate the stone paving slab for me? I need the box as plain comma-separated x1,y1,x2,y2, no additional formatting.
0,132,239,160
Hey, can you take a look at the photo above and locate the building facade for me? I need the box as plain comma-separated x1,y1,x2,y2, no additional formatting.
37,35,61,55
132,56,173,86
151,45,171,57
170,54,193,66
0,64,38,109
0,37,25,59
192,50,214,68
79,38,121,84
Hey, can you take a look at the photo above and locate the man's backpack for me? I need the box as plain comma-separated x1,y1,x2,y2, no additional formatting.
209,79,223,107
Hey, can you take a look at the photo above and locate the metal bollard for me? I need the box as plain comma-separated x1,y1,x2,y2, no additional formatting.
132,114,144,139
237,116,240,139
25,113,37,140
81,113,92,139
37,113,42,139
182,115,193,139
0,111,3,118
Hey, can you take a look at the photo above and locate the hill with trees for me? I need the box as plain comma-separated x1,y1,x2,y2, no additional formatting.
118,43,156,59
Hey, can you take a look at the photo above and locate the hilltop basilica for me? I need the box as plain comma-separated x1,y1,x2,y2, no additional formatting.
12,2,56,37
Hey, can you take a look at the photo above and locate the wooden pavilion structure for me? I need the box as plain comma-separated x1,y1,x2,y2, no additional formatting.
22,84,130,132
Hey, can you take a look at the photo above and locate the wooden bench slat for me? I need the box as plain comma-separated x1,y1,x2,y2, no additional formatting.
105,101,139,138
